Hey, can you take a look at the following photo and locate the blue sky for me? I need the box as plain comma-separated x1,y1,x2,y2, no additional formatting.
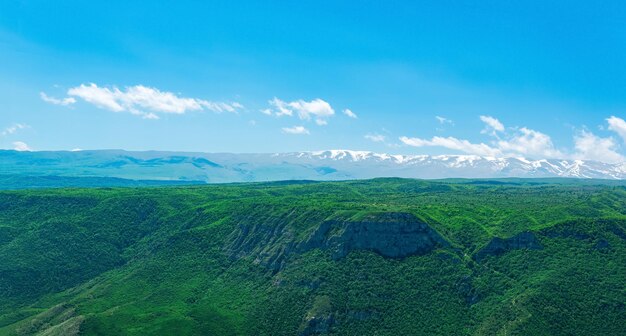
1,1,626,162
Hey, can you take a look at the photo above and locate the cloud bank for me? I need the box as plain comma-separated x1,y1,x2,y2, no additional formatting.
282,125,310,135
365,133,386,142
343,109,358,119
12,141,31,151
479,115,504,135
401,115,626,163
400,136,499,157
435,116,453,124
41,83,243,119
40,93,76,106
1,123,29,136
607,116,626,143
263,98,336,126
573,130,624,163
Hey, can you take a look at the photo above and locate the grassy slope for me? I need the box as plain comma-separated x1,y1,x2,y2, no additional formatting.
0,179,624,335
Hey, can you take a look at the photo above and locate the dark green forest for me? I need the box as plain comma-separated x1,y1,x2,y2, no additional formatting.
0,178,624,335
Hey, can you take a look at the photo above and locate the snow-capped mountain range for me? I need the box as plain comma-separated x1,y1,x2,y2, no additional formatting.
2,149,626,182
275,150,626,180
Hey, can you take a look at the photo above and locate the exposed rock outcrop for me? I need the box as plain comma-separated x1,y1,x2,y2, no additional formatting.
299,296,334,336
299,315,335,336
539,220,624,252
225,214,297,271
298,212,449,260
473,231,543,262
227,212,450,272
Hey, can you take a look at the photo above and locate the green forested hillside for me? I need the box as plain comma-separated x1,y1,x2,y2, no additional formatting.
0,174,205,190
0,179,624,335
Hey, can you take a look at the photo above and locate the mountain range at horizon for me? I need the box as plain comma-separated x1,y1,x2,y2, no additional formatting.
3,149,626,183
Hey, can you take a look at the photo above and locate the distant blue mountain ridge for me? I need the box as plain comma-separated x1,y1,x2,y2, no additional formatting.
2,149,626,186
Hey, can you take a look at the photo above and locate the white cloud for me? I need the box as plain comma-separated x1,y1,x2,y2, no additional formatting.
268,98,294,117
343,109,357,119
400,126,562,159
290,99,334,120
400,115,626,163
265,98,335,124
480,115,505,134
44,83,242,119
68,84,126,112
12,141,31,151
282,126,310,135
40,92,76,106
142,113,160,120
435,116,453,124
365,134,386,142
400,136,501,157
573,131,624,163
1,123,29,136
607,116,626,143
497,127,563,159
200,101,243,113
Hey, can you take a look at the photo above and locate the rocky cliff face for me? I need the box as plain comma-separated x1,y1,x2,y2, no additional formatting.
298,296,335,336
298,212,449,260
226,216,295,271
538,219,626,251
298,314,335,336
227,212,450,271
473,231,543,262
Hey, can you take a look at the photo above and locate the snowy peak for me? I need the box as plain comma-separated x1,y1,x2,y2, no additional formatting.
274,150,626,179
305,150,402,162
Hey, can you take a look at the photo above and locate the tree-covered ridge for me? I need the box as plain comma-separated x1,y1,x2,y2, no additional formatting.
0,179,624,335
